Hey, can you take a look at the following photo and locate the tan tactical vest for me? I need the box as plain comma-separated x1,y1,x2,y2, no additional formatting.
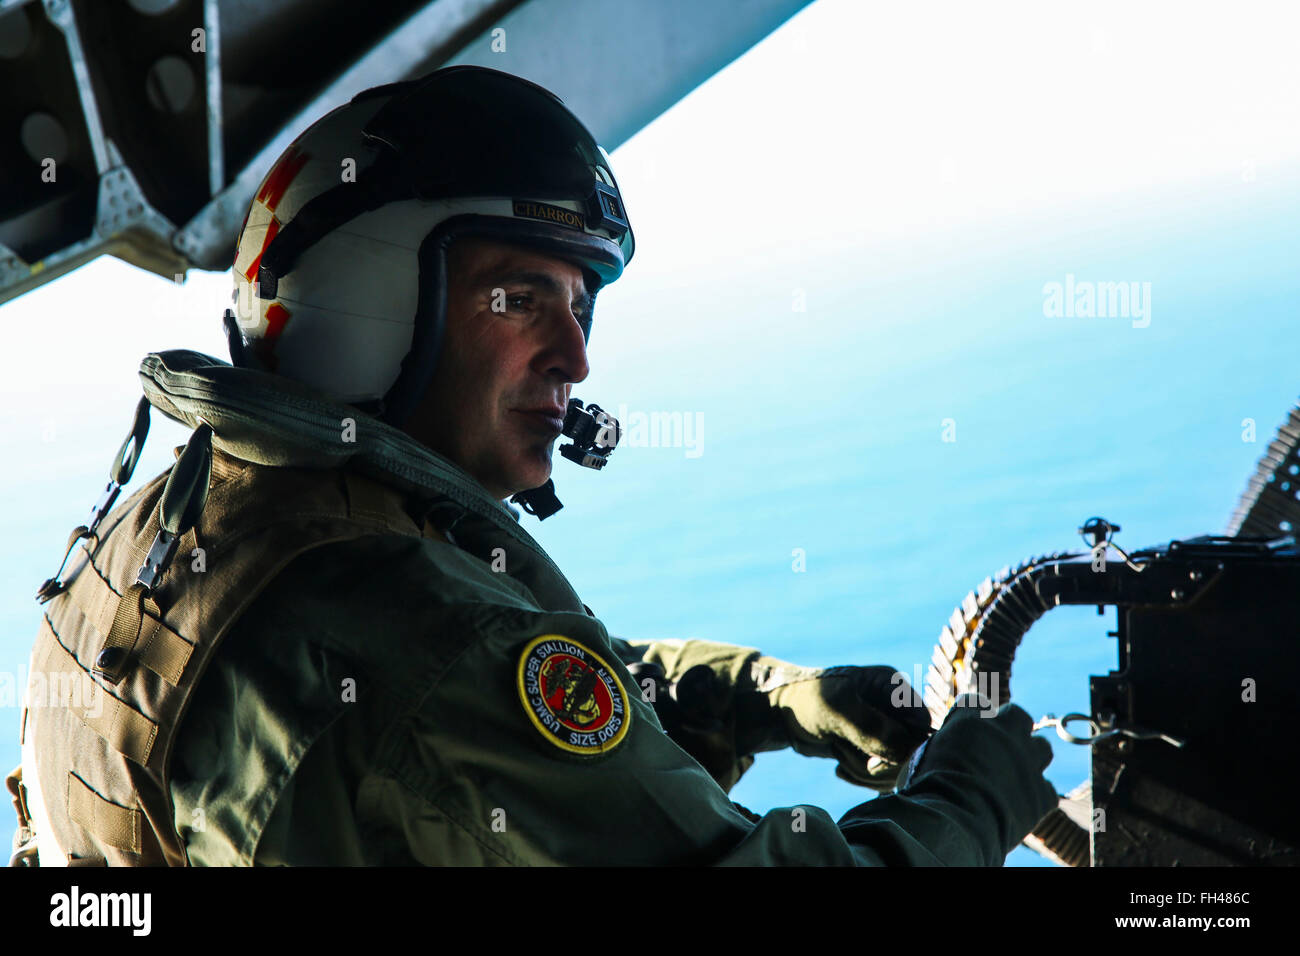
7,444,440,866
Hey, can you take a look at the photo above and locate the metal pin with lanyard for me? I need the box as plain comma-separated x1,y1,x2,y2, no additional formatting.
1033,712,1187,749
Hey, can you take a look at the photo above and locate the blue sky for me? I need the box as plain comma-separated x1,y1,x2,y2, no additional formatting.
2,0,1297,866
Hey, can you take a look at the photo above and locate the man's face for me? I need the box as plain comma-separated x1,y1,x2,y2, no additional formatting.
402,236,593,500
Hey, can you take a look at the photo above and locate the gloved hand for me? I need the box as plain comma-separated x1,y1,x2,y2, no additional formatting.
897,693,1059,859
758,663,934,790
627,649,931,793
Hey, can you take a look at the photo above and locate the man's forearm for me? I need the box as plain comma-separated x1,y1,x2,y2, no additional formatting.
610,636,763,690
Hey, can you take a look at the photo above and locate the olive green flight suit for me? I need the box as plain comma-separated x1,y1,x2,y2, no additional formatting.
168,509,1018,867
16,350,1025,866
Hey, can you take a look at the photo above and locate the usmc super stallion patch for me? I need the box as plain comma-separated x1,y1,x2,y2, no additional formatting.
517,635,631,755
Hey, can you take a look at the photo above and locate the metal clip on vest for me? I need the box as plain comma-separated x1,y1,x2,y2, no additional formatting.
93,420,213,684
36,397,152,604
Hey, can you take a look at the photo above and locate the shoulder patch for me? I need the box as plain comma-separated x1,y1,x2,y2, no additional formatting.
517,635,631,755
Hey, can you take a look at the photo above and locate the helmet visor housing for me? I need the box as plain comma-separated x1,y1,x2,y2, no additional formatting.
363,66,634,285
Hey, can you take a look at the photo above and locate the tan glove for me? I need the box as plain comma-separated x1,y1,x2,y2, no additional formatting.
627,642,932,793
757,661,933,790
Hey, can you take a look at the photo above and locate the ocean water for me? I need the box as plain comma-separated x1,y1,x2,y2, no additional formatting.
523,170,1300,866
1,0,1296,866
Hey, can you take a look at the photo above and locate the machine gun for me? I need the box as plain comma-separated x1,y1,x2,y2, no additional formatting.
924,401,1300,866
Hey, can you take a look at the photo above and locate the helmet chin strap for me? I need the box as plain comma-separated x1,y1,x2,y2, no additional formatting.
510,399,621,521
511,479,563,520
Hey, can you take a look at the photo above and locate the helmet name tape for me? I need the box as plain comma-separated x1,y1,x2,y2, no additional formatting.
512,199,585,231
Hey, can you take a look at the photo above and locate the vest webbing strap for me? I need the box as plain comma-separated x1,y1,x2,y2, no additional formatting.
101,585,161,681
64,525,90,557
7,763,32,838
65,557,193,686
93,496,166,685
38,621,158,766
67,772,142,854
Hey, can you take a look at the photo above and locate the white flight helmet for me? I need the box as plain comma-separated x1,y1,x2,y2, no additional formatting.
227,65,635,428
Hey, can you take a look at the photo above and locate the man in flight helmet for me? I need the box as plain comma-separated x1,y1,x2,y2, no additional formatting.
227,66,634,518
12,66,1056,867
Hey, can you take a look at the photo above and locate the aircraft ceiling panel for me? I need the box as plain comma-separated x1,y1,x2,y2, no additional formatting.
0,0,812,309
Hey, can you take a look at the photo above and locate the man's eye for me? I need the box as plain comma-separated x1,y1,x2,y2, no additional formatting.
505,294,533,311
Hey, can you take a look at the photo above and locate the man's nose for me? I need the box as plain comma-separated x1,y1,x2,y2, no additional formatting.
536,303,590,384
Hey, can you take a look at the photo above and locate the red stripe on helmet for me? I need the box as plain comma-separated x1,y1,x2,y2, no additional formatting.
239,215,281,284
264,302,291,340
251,302,292,373
256,145,310,211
